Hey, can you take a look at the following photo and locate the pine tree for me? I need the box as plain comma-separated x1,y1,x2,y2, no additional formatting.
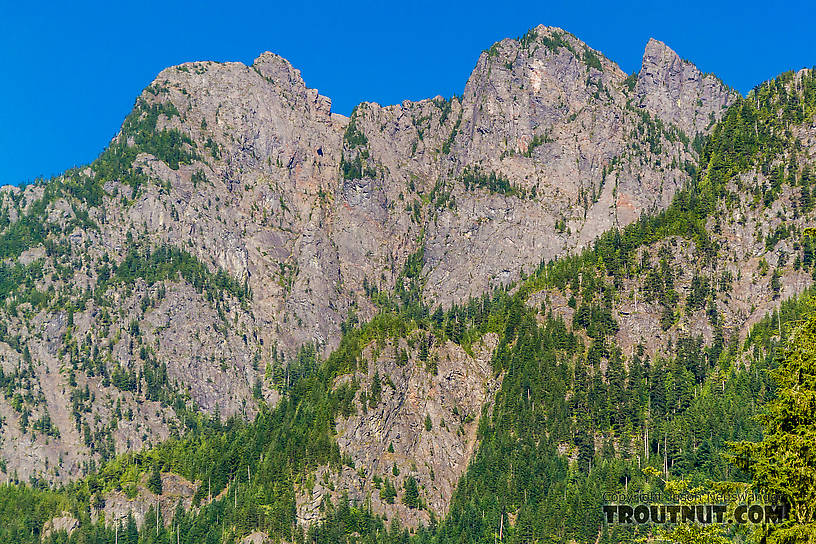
126,511,139,544
402,476,420,509
370,371,381,407
732,313,816,542
148,464,163,495
771,268,782,297
380,477,396,504
606,350,626,430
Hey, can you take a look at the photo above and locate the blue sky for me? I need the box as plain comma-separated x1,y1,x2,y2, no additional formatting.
1,0,815,186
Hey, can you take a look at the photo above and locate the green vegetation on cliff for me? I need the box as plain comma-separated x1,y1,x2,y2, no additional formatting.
2,62,816,544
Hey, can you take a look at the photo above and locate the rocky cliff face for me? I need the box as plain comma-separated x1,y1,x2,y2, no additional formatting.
635,38,739,137
0,26,736,502
298,333,499,525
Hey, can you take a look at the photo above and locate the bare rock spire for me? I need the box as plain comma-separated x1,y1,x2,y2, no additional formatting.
634,37,738,136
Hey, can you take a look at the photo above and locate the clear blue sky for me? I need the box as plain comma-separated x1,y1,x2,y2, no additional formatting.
2,0,815,186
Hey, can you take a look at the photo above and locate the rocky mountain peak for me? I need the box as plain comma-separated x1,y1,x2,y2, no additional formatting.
252,51,305,89
0,25,764,509
4,21,816,543
635,37,739,136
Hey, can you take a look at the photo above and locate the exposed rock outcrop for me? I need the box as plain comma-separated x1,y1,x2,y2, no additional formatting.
0,26,736,504
42,513,79,539
635,38,739,137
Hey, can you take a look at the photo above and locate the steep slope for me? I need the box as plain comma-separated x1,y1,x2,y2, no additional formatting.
1,34,815,544
635,38,737,137
360,26,738,305
0,26,733,490
275,67,816,536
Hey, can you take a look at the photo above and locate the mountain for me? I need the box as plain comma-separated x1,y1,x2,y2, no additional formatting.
1,24,815,544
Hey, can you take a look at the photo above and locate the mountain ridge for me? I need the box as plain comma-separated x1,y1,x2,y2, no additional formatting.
3,24,815,544
0,22,737,484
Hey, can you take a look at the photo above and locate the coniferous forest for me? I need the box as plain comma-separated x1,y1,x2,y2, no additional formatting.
2,29,816,544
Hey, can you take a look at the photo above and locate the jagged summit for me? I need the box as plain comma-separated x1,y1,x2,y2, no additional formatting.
252,51,311,94
0,25,787,530
635,37,739,136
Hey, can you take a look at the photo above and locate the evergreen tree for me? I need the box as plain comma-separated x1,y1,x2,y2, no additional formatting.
732,313,816,542
148,464,163,495
370,371,382,407
402,476,420,509
380,477,396,504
